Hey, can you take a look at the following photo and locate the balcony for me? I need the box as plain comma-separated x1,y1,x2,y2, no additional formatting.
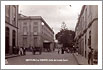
23,32,27,35
5,16,10,23
33,32,38,36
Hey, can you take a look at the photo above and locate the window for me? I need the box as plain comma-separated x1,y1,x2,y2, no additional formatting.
5,5,10,23
24,22,27,25
23,26,27,35
85,8,87,28
33,27,38,32
12,6,16,26
6,27,10,37
89,6,92,20
23,37,27,47
5,5,10,18
34,22,38,26
34,37,38,47
88,31,91,47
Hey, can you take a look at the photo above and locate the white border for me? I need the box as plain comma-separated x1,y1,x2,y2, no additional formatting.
1,1,102,69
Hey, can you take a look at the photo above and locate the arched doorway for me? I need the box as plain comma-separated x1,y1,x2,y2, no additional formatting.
5,27,10,54
12,30,16,54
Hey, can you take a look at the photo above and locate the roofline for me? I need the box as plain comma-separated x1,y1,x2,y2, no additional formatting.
40,17,54,34
75,5,85,30
18,15,54,34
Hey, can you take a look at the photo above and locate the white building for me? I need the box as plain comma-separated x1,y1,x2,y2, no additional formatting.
18,14,54,51
5,5,18,54
75,5,98,60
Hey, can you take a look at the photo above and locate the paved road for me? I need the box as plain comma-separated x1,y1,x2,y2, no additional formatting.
6,51,78,65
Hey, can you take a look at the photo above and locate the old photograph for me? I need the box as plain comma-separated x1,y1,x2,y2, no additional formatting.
5,4,98,65
1,1,102,69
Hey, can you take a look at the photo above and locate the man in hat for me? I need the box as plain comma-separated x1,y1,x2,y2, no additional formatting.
88,47,94,65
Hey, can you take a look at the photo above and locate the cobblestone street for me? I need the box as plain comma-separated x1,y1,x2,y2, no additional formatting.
6,51,78,65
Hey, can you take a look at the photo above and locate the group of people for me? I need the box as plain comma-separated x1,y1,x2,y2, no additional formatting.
57,48,68,54
57,46,94,65
13,46,26,56
75,45,94,65
18,47,26,56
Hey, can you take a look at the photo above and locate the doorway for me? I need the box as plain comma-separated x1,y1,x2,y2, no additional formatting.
5,27,10,54
12,30,16,53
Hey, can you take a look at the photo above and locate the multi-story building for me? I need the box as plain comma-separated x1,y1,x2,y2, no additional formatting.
18,14,54,51
75,5,98,59
5,5,18,54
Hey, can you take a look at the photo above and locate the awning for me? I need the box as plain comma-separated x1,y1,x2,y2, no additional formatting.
43,40,51,43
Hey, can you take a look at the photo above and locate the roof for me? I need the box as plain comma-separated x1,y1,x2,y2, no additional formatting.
18,14,54,34
75,5,85,30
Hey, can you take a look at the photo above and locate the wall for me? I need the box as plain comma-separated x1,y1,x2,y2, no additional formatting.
75,5,98,58
5,5,18,54
18,16,54,51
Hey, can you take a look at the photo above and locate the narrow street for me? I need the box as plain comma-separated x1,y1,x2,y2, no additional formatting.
6,51,78,65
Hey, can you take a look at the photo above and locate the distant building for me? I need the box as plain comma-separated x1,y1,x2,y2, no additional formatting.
5,5,18,54
18,14,54,51
75,5,98,59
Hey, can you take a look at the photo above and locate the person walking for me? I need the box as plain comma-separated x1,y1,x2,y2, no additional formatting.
88,47,94,65
23,47,26,55
19,47,23,56
61,48,64,54
58,48,60,54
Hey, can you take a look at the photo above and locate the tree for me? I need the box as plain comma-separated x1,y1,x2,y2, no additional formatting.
55,22,75,49
61,22,68,30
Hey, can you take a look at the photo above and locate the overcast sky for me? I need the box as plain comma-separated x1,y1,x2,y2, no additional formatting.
19,5,83,34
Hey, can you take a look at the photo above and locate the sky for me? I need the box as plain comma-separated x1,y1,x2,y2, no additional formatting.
19,5,83,35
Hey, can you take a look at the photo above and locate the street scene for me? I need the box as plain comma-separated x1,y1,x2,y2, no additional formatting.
5,5,98,65
6,51,78,65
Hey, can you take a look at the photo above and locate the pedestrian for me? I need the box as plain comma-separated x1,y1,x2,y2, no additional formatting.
13,46,16,54
88,47,94,65
22,47,25,55
23,47,26,55
76,47,79,56
58,48,60,54
61,48,64,54
17,47,19,54
19,47,23,56
5,59,8,64
18,47,20,55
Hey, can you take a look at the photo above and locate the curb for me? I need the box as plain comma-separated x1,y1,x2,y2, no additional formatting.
72,53,80,65
5,55,20,59
73,53,88,65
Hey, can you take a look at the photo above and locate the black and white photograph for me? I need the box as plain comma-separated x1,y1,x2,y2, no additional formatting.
1,1,102,69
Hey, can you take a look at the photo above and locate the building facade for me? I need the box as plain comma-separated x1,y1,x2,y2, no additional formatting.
5,5,18,54
18,14,54,51
75,5,98,59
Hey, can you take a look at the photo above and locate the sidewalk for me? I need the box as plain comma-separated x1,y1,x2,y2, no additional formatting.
73,53,88,65
5,54,20,59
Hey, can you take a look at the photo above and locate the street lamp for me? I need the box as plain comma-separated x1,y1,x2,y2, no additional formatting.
41,22,44,48
41,22,44,34
42,22,44,26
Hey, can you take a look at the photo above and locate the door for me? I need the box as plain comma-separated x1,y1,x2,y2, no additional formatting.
12,30,16,53
5,27,10,54
34,37,37,47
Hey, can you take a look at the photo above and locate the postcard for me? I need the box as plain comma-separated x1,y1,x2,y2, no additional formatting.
1,1,102,69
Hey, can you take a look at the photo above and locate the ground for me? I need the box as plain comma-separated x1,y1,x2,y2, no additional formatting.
6,51,78,65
